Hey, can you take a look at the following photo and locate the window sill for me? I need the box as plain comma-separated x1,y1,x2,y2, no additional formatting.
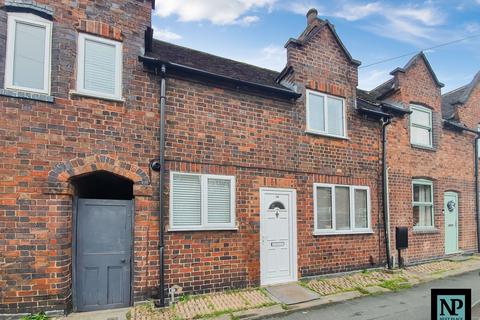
70,90,125,103
313,229,373,236
411,144,436,152
305,130,349,140
0,88,54,103
169,227,239,232
413,227,439,234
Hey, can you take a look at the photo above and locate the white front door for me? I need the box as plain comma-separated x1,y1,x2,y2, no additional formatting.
260,188,297,286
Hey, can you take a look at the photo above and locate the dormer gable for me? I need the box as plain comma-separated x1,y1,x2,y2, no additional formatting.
284,9,361,67
391,52,444,88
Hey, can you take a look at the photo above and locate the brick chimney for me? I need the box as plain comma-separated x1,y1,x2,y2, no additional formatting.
306,8,318,25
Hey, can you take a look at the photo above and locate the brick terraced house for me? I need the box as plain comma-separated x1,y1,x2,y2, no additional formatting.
0,0,479,317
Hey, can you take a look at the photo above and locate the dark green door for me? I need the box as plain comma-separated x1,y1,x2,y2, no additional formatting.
75,199,132,311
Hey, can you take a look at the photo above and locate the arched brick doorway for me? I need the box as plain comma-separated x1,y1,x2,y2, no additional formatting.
43,155,154,312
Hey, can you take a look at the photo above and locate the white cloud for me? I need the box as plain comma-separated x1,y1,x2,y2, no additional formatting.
287,1,448,46
153,28,182,41
234,45,286,71
358,68,391,90
237,15,260,26
286,2,322,15
155,0,276,25
334,2,382,21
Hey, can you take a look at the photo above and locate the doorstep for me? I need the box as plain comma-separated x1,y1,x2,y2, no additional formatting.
55,307,131,320
265,282,321,305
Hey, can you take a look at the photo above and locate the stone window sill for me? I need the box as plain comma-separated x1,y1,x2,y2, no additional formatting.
70,90,125,103
413,227,439,234
0,88,54,103
411,144,436,152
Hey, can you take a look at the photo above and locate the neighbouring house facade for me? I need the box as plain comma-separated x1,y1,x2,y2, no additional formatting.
0,0,478,317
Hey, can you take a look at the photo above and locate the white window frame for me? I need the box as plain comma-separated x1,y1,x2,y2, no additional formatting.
169,172,236,231
76,33,123,100
313,183,371,235
412,179,435,230
410,104,433,147
4,12,52,95
306,89,347,138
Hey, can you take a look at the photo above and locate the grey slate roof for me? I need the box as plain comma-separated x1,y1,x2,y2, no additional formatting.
146,39,287,90
442,72,480,120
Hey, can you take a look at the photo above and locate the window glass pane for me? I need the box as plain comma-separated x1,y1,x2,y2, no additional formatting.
84,39,117,94
411,126,431,146
413,206,420,226
207,178,231,224
424,206,432,226
414,184,431,202
172,174,201,226
13,21,46,89
411,108,431,126
327,97,344,136
414,205,433,227
308,93,325,131
354,189,368,229
335,187,350,230
316,187,332,229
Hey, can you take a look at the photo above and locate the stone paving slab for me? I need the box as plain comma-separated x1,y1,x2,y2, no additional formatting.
133,289,274,320
266,283,320,305
132,256,480,320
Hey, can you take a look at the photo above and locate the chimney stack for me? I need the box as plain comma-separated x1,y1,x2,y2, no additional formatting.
306,8,318,25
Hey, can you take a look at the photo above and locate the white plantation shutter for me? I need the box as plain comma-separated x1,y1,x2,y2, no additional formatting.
84,39,117,94
171,174,201,227
207,178,232,224
170,173,235,230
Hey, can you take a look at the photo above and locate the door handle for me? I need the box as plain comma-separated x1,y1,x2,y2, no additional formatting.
121,259,126,263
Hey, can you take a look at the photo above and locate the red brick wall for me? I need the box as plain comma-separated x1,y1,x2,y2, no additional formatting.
457,82,480,129
0,0,157,314
385,57,478,264
160,21,385,295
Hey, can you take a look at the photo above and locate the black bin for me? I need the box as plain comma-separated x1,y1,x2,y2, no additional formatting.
396,227,408,249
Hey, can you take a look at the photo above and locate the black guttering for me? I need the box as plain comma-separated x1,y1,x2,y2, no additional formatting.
139,56,302,100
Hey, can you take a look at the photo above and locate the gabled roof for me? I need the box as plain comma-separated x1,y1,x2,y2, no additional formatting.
441,71,480,120
284,18,361,66
369,78,397,100
390,52,444,88
146,39,287,90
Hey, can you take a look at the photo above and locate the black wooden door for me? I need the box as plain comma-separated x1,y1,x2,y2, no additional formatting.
75,199,132,311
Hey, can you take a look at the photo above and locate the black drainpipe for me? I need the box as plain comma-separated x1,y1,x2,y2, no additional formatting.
155,64,167,307
381,117,393,269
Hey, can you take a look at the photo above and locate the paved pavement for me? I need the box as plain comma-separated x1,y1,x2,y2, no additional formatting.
270,270,480,320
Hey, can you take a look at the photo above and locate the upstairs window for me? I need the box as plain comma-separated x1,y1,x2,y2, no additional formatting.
4,13,52,94
170,172,236,231
410,105,433,147
314,183,370,234
76,33,122,100
412,179,434,229
306,90,346,138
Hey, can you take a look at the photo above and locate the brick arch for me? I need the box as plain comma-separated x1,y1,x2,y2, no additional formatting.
48,155,150,185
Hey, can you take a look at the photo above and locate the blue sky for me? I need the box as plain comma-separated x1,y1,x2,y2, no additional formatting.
152,0,480,92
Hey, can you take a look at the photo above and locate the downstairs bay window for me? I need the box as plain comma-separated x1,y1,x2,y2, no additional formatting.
169,172,236,231
314,183,371,235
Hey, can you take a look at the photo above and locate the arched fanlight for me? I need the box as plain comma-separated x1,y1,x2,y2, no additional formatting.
268,201,285,210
